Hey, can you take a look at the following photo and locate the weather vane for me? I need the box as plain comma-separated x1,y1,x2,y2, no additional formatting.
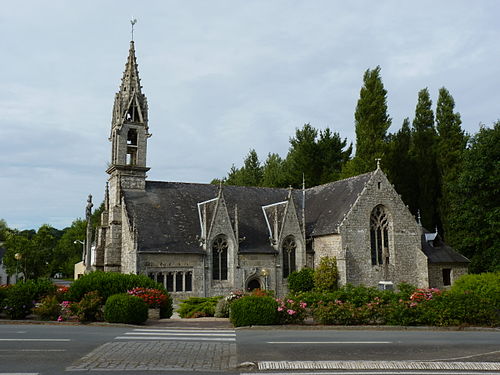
130,18,137,41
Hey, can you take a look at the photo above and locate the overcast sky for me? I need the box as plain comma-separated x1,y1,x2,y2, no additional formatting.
1,1,499,230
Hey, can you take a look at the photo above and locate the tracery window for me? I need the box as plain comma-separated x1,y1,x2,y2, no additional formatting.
370,205,390,265
212,235,228,281
282,236,297,278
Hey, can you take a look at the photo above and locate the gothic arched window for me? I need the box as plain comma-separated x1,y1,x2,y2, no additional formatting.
282,236,297,278
212,235,228,281
370,205,390,265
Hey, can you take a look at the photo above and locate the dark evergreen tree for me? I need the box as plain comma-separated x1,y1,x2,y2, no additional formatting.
343,66,391,177
385,118,418,213
435,87,467,239
261,153,286,188
410,88,439,230
225,149,263,187
317,128,352,184
447,122,500,273
284,123,322,187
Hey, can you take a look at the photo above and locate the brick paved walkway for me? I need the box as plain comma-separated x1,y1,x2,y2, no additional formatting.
67,340,237,371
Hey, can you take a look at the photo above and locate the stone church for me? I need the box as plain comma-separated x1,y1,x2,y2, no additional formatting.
87,41,469,298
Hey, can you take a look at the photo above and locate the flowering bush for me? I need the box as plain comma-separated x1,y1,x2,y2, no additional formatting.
71,291,103,322
127,287,168,308
33,295,61,321
58,300,75,321
409,288,441,303
276,298,308,324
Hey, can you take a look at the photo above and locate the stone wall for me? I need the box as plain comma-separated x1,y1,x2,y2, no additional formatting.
338,169,429,288
312,234,346,286
428,263,468,289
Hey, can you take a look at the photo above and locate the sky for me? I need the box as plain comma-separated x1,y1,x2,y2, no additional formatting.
1,1,499,231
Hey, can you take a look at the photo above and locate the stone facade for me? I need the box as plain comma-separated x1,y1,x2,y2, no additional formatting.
88,40,469,298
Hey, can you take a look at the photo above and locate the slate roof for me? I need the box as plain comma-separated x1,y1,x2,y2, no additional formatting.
305,172,373,236
123,172,374,254
420,230,470,264
124,181,294,254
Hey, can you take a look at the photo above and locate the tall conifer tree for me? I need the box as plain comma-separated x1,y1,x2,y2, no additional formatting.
411,88,439,230
385,118,418,213
343,66,391,176
435,87,466,239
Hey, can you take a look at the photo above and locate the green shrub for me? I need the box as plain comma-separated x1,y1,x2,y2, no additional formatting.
160,297,174,319
68,271,165,302
0,285,11,306
288,268,315,293
104,294,148,325
2,288,33,319
314,256,338,292
178,296,222,318
33,295,61,321
230,296,279,327
451,272,500,309
214,297,231,318
71,291,103,323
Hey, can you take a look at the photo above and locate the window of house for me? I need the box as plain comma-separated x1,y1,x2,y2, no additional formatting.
185,271,193,292
175,272,183,292
212,235,228,281
282,235,297,278
370,205,390,265
442,268,451,286
166,272,174,292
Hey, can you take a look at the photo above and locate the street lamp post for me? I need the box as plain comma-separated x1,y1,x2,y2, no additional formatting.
74,240,85,261
261,268,269,290
14,252,22,283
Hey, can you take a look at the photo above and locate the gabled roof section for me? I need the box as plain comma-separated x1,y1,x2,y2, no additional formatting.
123,181,291,254
420,229,470,264
305,172,373,236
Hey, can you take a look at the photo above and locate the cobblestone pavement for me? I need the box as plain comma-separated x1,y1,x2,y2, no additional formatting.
67,340,237,371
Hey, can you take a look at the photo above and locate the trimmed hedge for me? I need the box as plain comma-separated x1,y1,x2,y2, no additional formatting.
1,279,57,320
68,271,166,302
230,296,280,327
104,294,148,325
178,297,221,318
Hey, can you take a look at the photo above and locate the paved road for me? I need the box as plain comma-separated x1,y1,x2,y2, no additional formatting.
0,322,498,374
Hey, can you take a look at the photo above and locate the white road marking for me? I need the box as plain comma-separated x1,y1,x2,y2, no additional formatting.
258,360,500,371
115,328,236,342
0,339,71,342
0,349,66,352
267,341,392,344
243,372,500,375
115,336,235,341
125,331,235,337
133,328,233,333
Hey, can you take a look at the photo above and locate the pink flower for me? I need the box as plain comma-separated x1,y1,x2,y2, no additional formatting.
287,299,294,304
57,316,63,322
277,307,283,311
287,309,296,315
410,302,417,308
299,302,307,309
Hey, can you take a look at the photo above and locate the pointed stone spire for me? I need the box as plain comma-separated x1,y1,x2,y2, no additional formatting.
111,40,149,133
120,41,143,97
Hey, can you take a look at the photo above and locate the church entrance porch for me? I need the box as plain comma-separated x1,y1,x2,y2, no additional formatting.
246,278,263,291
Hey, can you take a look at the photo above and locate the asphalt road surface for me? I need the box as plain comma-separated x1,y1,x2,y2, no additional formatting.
0,322,498,375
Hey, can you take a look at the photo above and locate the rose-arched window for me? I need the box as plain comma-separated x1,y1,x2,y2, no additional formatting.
282,236,296,278
212,235,228,280
370,205,390,265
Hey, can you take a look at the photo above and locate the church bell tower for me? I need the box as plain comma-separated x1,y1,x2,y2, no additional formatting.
107,40,150,207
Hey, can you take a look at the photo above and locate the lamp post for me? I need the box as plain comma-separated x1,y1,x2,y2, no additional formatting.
14,252,22,283
261,268,269,290
74,240,84,261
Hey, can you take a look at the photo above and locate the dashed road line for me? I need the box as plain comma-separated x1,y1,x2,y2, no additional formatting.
267,341,392,344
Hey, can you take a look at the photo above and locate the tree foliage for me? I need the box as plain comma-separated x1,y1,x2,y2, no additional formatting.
410,88,439,230
343,66,391,176
435,87,467,239
447,123,500,273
